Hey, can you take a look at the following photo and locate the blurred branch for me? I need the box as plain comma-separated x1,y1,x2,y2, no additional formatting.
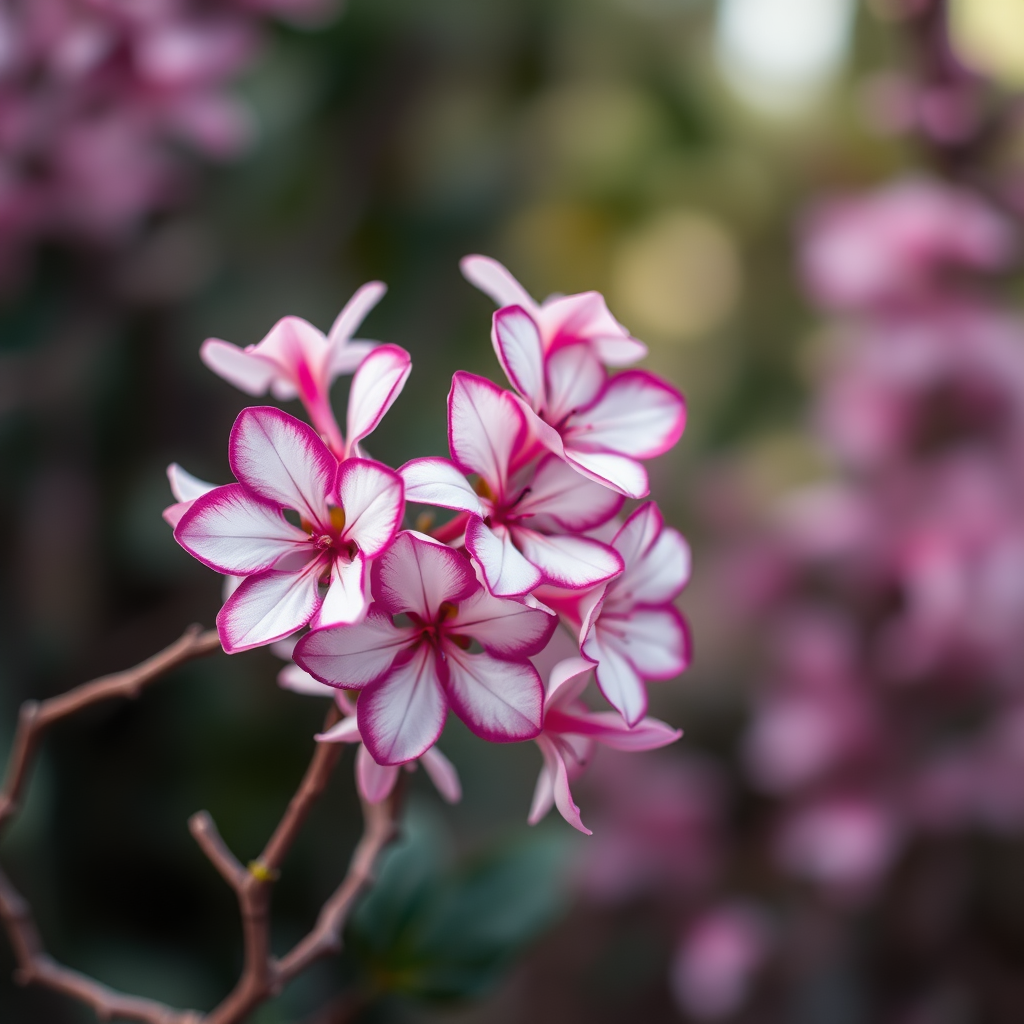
0,628,401,1024
0,624,221,834
0,625,221,1024
198,707,401,1024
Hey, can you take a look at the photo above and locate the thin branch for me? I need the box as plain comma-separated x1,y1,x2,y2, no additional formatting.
201,706,348,1024
0,628,402,1024
0,626,222,1023
189,813,247,892
0,626,221,834
276,790,400,983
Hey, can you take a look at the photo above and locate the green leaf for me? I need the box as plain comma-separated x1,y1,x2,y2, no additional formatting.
347,806,571,1002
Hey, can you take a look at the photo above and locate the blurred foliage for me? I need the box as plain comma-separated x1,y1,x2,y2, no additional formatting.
346,810,570,1005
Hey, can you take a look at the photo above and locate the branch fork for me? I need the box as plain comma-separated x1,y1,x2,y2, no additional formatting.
0,626,400,1024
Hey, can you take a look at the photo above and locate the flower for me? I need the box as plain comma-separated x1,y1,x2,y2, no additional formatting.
490,305,685,498
670,904,772,1021
400,371,624,597
293,531,555,765
581,503,692,726
801,179,1015,313
162,463,218,528
174,406,404,652
200,285,409,457
460,254,649,366
528,657,682,835
274,642,461,806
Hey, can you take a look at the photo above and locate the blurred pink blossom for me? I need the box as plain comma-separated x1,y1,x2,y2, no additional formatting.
671,903,772,1021
801,180,1014,312
0,0,340,281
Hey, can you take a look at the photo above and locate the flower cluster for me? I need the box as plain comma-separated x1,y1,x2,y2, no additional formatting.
166,257,690,832
739,178,1024,896
0,0,334,280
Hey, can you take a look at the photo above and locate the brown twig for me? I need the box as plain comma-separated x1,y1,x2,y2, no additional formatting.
0,626,221,1023
195,709,402,1024
0,625,221,835
0,628,402,1024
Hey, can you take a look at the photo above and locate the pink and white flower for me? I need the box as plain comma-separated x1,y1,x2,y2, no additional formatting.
200,284,410,457
162,462,218,528
581,503,692,726
528,656,682,835
461,254,648,366
274,644,461,806
293,531,555,766
174,406,403,652
400,371,624,597
489,305,685,498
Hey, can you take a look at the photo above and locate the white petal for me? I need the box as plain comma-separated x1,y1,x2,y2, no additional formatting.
464,518,543,598
566,371,685,459
527,755,556,825
582,630,648,727
591,335,648,366
358,644,448,764
356,743,400,803
545,656,596,708
420,747,462,803
294,607,415,687
200,339,279,395
327,281,387,348
443,647,544,742
448,372,525,496
514,454,622,531
449,580,555,657
246,316,330,396
491,306,546,408
167,463,217,502
612,504,691,605
329,341,377,377
399,457,485,516
316,554,368,627
538,292,631,354
175,483,311,575
345,344,412,453
278,662,336,697
315,717,362,743
229,406,337,526
599,608,691,680
565,448,650,500
534,734,590,834
571,711,682,751
372,531,478,618
460,254,537,311
513,528,623,591
217,561,325,653
336,458,404,557
543,343,605,424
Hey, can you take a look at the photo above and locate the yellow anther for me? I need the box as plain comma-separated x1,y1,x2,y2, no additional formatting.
472,477,494,502
248,859,280,883
414,511,436,533
328,505,347,532
438,601,459,621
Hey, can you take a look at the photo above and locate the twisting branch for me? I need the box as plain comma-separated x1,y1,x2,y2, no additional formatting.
0,625,221,1023
276,792,399,982
193,707,402,1024
0,627,402,1024
0,625,221,835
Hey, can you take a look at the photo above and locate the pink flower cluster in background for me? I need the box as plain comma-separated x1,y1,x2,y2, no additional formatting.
165,256,691,832
743,177,1024,900
0,0,335,281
